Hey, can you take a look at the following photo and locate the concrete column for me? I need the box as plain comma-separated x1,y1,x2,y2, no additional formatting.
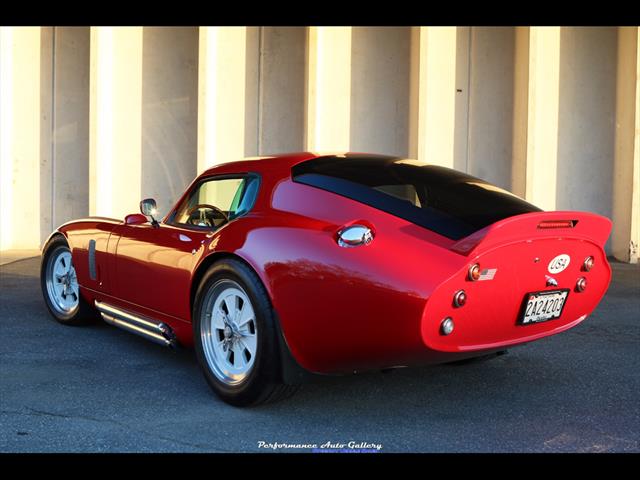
258,27,306,154
613,27,640,263
305,27,352,151
141,27,198,215
42,27,90,234
89,27,143,219
511,27,530,198
0,27,42,250
467,27,515,190
349,27,411,157
556,28,616,233
40,27,54,243
307,27,412,157
409,27,468,169
512,27,561,211
197,27,259,172
454,27,471,171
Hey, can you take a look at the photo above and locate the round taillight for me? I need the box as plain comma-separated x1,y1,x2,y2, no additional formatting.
453,290,467,308
468,264,481,281
576,277,587,292
441,317,455,336
583,256,594,271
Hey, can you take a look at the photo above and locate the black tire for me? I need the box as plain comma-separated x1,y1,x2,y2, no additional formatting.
40,236,98,326
193,258,298,406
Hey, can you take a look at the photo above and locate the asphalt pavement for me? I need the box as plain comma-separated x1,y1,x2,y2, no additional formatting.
1,256,638,452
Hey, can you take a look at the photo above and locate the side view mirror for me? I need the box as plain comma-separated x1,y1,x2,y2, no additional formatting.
140,198,157,216
140,198,159,228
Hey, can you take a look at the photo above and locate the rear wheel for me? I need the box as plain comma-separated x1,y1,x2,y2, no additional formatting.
40,237,97,325
193,259,298,406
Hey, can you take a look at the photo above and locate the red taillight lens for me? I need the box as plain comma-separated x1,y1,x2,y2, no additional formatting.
583,256,594,271
537,220,576,229
453,290,466,308
576,277,587,292
468,264,481,281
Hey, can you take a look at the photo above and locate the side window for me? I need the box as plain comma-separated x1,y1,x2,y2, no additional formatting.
171,175,259,229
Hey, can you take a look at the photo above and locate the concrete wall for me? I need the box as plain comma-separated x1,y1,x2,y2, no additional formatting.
141,27,198,215
89,27,143,220
50,28,90,235
613,27,640,263
40,27,90,245
454,27,471,173
0,27,41,250
305,27,352,151
197,27,260,172
556,27,617,220
258,27,306,155
409,27,459,168
1,26,638,262
350,27,411,157
467,27,515,190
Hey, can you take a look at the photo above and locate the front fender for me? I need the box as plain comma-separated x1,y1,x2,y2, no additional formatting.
55,218,122,295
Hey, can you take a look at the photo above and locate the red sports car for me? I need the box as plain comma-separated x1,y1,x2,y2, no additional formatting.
40,153,612,406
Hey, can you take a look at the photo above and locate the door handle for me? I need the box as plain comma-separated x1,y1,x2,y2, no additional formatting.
336,224,374,248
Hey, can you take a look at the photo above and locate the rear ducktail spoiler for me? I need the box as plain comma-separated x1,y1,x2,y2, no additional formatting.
450,211,612,257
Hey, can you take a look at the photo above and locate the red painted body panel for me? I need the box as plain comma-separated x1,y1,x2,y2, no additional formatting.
422,228,611,353
57,218,120,295
51,152,613,375
110,222,208,320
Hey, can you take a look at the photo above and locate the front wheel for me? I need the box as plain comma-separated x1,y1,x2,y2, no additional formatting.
193,259,298,406
40,236,97,325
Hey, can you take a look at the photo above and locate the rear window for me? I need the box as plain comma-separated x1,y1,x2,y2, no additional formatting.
291,154,542,240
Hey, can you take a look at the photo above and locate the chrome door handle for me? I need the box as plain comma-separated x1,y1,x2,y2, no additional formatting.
337,225,374,248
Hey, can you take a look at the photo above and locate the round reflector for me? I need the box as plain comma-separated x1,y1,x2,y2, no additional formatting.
441,317,455,335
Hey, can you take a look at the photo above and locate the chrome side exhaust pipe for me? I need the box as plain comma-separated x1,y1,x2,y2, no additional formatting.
95,301,176,348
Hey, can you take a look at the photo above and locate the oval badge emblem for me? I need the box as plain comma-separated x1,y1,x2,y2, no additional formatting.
548,254,571,274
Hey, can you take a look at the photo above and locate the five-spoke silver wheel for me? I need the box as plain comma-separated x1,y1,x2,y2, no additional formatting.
200,280,258,386
45,247,79,315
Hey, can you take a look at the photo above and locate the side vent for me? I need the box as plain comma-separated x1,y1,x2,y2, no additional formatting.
88,239,97,280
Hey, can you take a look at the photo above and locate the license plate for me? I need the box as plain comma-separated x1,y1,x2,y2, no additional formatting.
519,289,569,325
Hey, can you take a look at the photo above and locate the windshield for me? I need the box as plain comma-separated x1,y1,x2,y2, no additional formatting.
292,154,542,240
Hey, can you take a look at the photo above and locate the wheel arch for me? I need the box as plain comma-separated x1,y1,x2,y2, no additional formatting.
190,250,315,384
189,251,272,316
41,230,68,253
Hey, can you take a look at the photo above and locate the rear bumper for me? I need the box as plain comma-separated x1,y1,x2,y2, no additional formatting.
449,314,588,352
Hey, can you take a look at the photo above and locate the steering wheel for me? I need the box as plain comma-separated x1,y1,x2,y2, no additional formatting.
185,204,229,228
